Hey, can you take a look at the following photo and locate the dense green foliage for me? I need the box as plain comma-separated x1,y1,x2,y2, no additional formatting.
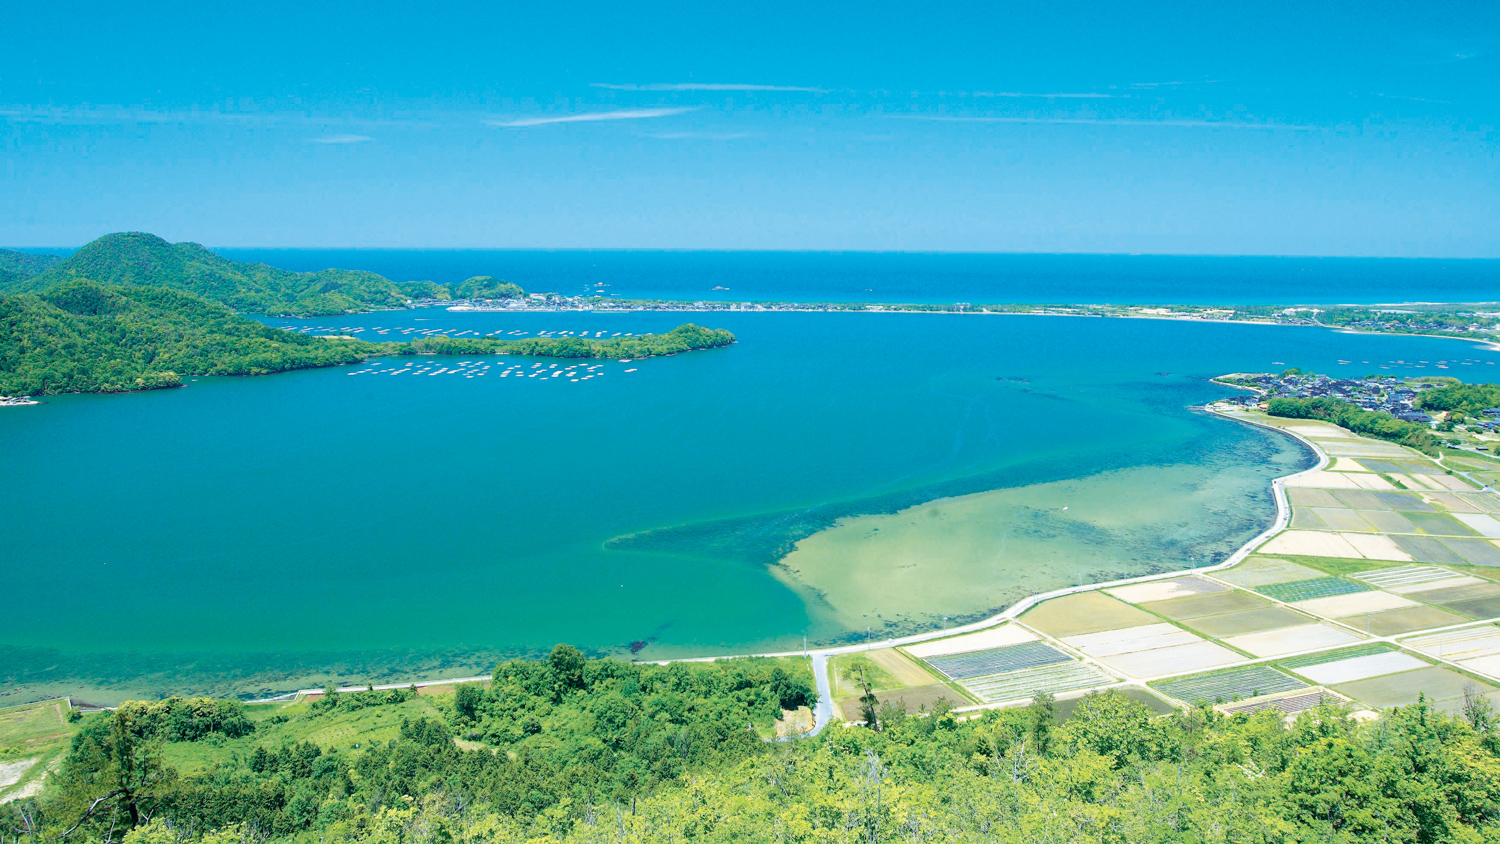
0,280,375,395
0,279,733,396
453,276,525,300
113,699,257,743
8,654,1498,844
1268,396,1442,455
9,649,819,843
403,324,734,359
0,249,62,286
10,234,459,317
1418,382,1500,415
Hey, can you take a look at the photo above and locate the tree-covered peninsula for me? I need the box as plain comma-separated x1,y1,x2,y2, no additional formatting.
0,279,734,396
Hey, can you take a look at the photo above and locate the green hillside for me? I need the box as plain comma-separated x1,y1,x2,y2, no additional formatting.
2,649,1496,844
0,248,63,286
0,279,735,396
14,233,453,316
0,280,376,395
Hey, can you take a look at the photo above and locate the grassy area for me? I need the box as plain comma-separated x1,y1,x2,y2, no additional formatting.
160,693,451,773
0,698,89,802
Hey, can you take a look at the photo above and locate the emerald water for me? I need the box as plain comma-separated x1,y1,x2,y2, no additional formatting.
4,309,1497,702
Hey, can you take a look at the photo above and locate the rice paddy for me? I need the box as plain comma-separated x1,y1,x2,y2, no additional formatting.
1215,557,1325,588
1020,592,1156,637
959,661,1117,704
1278,643,1396,668
1290,652,1430,685
903,624,1037,659
1353,565,1460,590
1182,606,1312,638
1153,665,1307,704
1256,577,1371,603
1221,623,1365,658
1330,666,1493,709
923,641,1071,681
1216,688,1351,717
1141,589,1272,620
1360,605,1470,636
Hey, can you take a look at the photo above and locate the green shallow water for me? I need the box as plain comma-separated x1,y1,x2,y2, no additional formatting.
3,311,1496,702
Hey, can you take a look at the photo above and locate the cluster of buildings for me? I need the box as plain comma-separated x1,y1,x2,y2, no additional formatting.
1221,372,1434,423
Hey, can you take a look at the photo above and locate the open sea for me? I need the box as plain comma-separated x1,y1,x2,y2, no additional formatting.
4,252,1499,703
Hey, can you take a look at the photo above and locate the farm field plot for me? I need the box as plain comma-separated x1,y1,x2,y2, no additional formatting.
1362,605,1470,635
1404,627,1500,662
1292,510,1331,530
837,684,962,720
1454,514,1500,538
1216,557,1326,588
1342,533,1416,561
1311,508,1377,531
1222,623,1365,658
1287,488,1344,508
1445,596,1500,619
1357,459,1438,475
1104,576,1227,604
1331,667,1494,709
1406,512,1481,536
1360,510,1420,533
1354,565,1465,590
1444,538,1500,566
1392,535,1470,565
1317,442,1414,459
1096,640,1245,678
903,624,1036,659
1279,643,1395,668
1335,491,1436,512
1062,623,1201,657
1218,688,1352,716
1257,577,1370,603
1293,590,1419,619
1289,652,1430,685
1424,492,1484,513
1418,582,1500,603
959,661,1117,704
1259,531,1365,558
1459,493,1500,514
1020,592,1156,637
1153,665,1307,704
1282,472,1374,490
1139,589,1270,620
923,641,1071,681
1184,606,1312,638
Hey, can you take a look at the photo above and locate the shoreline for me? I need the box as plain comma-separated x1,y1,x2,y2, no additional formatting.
232,403,1326,729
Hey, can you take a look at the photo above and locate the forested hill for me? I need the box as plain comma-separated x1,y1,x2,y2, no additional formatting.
0,248,62,285
9,233,523,317
0,280,374,395
0,278,734,396
5,648,1498,844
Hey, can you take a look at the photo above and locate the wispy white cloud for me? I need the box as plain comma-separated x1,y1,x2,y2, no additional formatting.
886,114,1314,130
1369,92,1454,105
644,131,753,140
592,82,825,93
308,134,373,144
487,107,696,128
973,91,1113,99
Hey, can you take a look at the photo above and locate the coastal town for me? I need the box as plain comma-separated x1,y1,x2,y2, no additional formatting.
437,292,1500,344
1219,369,1500,447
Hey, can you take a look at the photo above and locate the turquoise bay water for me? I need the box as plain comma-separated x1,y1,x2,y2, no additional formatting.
4,310,1498,700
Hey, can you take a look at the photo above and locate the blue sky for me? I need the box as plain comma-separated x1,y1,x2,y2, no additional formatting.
2,1,1496,254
